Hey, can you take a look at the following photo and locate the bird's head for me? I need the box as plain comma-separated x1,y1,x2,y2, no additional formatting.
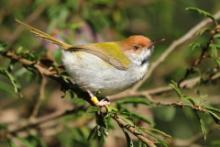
120,35,154,66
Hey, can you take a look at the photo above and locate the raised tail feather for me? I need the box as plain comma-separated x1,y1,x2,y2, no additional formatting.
15,19,72,49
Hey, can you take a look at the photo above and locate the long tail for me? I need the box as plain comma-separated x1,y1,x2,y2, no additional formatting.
16,19,72,49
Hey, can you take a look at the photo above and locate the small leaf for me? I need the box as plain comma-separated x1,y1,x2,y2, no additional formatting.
116,97,152,106
169,81,184,98
120,109,154,126
149,128,171,139
0,81,16,96
88,126,99,141
0,41,7,52
206,106,220,113
190,42,201,51
214,33,220,39
199,116,207,140
215,59,220,67
186,7,217,25
122,129,134,147
7,140,17,147
0,68,22,97
194,112,208,140
210,44,218,57
53,49,62,63
207,110,220,124
86,106,99,113
157,139,169,147
0,123,7,130
137,141,147,147
16,137,35,147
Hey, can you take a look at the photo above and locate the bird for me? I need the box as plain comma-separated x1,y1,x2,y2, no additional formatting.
16,19,154,106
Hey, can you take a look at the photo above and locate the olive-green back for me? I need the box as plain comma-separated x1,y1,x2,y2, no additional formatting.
69,42,131,70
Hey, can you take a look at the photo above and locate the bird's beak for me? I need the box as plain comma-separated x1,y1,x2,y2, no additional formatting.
149,38,166,49
148,42,154,49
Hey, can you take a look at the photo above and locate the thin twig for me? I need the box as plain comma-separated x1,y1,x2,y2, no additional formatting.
110,71,220,101
0,51,158,144
1,11,220,144
173,124,219,147
29,76,47,119
132,10,220,91
2,51,58,76
2,106,87,139
113,114,157,147
178,24,220,85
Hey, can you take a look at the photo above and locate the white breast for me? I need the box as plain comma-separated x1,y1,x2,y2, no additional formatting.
62,51,148,95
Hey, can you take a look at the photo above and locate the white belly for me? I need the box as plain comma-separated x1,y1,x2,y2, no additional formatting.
62,51,148,95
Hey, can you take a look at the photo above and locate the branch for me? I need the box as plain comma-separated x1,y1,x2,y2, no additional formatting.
145,71,220,95
111,71,220,101
110,70,220,116
0,106,87,139
29,76,47,119
2,51,57,76
1,51,92,105
1,51,159,146
132,10,220,91
1,10,220,145
113,114,157,147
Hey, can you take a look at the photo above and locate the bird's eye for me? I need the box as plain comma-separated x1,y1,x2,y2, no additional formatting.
133,45,140,50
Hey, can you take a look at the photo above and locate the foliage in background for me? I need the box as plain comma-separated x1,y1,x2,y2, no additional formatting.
0,0,220,147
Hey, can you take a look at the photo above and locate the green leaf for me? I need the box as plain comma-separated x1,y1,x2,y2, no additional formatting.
0,81,16,96
186,7,217,25
122,129,134,147
53,49,62,63
0,68,22,97
68,22,83,30
190,42,201,51
86,106,99,113
207,110,220,124
15,46,37,61
149,128,171,139
199,116,207,140
194,112,208,140
215,58,220,67
206,106,220,113
210,44,218,57
88,126,99,141
116,97,152,106
214,33,220,39
137,141,147,147
16,137,36,147
169,81,184,98
0,123,7,130
88,125,107,145
0,41,7,52
157,139,169,147
120,109,154,126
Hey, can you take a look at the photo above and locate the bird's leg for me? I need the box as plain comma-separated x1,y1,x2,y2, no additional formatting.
98,97,110,107
87,90,110,107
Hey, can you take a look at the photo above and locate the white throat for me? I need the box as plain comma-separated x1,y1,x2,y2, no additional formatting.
128,48,152,67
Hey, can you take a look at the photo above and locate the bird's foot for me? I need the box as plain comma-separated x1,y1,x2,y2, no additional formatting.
97,98,110,107
88,90,110,107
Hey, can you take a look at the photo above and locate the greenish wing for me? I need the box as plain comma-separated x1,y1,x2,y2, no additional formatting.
71,42,131,70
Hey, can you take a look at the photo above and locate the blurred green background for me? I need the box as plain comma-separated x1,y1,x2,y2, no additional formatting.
0,0,220,147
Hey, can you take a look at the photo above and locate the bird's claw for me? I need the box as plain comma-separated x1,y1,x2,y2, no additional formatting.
97,99,110,107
